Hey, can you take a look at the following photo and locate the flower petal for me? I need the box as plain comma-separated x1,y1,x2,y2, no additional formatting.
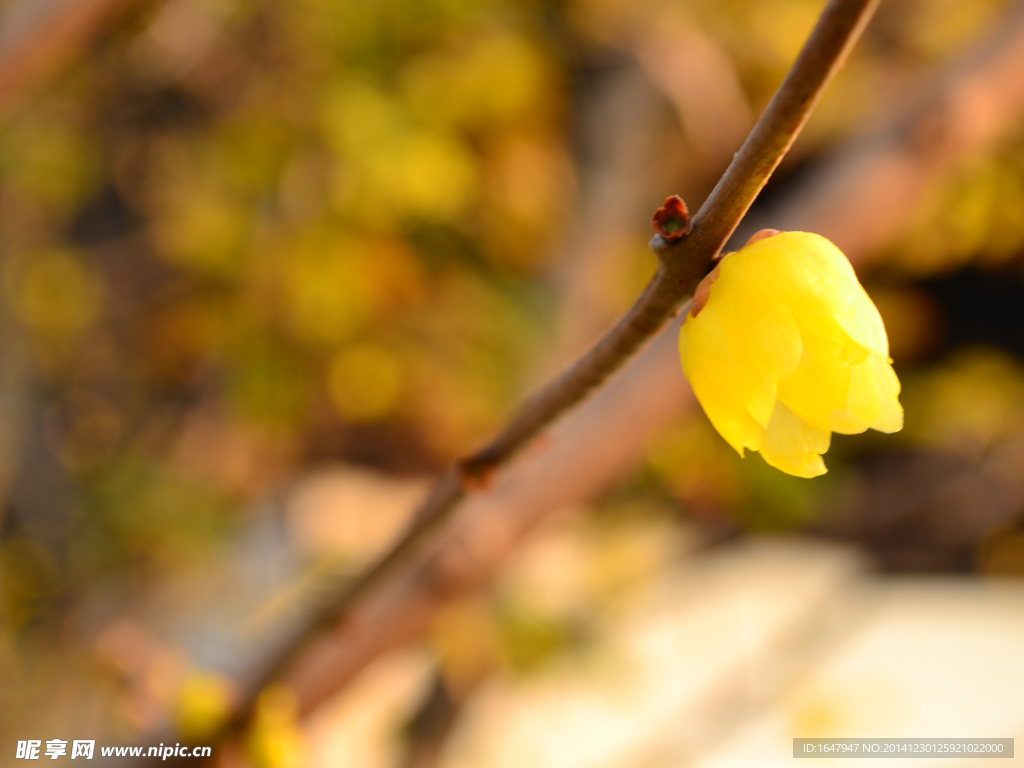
680,303,765,454
735,232,890,356
835,289,889,357
759,400,830,478
777,315,866,431
709,253,802,425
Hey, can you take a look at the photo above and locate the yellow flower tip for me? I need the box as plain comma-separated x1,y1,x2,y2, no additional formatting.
677,231,903,478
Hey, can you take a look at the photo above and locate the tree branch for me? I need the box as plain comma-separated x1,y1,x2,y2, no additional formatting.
210,0,881,749
270,0,1024,725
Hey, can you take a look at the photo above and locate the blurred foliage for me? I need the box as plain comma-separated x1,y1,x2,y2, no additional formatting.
1,0,1024,754
901,347,1024,456
0,0,568,601
890,135,1024,275
646,416,828,530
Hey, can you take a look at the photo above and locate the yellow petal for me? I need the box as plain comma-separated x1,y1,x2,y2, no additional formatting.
733,232,890,356
831,351,898,434
867,352,904,433
728,232,859,317
777,315,866,431
680,303,765,454
758,401,830,478
688,253,802,427
835,288,890,357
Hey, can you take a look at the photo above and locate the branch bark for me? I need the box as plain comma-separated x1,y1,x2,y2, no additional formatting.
269,0,1024,729
211,0,882,747
738,0,1024,260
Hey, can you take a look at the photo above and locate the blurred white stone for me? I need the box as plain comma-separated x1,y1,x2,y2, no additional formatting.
304,536,1024,768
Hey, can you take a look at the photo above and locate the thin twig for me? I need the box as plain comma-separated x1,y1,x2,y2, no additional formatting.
212,0,881,749
273,0,1024,723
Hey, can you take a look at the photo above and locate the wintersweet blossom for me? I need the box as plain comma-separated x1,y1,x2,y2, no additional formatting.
678,230,903,478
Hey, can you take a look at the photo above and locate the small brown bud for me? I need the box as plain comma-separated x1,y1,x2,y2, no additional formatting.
652,196,691,242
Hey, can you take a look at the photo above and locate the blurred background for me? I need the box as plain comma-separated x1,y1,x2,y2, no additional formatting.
2,0,1024,765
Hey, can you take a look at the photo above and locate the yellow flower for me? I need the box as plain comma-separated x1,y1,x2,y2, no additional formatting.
678,231,902,478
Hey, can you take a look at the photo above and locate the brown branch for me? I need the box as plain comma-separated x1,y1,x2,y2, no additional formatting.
740,0,1024,265
273,0,1024,725
198,0,880,753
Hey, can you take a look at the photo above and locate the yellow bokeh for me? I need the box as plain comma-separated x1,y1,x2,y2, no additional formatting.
902,347,1024,454
328,344,403,422
280,240,370,347
321,81,478,225
7,249,102,341
0,118,99,211
153,184,252,277
173,671,234,740
400,33,547,129
247,686,306,768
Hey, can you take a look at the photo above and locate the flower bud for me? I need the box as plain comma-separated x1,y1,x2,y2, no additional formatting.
678,231,902,477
